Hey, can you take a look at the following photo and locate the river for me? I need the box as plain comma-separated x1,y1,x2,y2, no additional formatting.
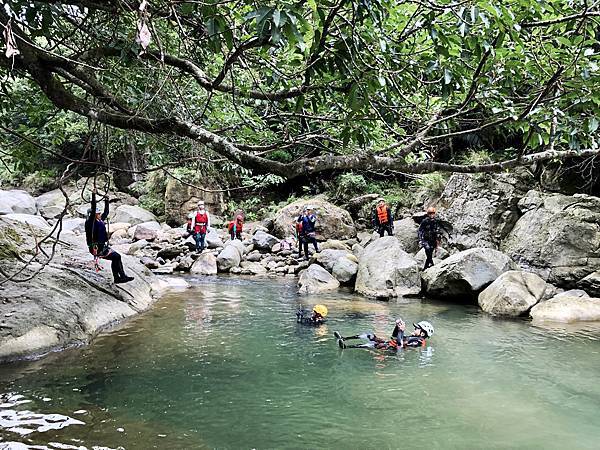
1,276,599,449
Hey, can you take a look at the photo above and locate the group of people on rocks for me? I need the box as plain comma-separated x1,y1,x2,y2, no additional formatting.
185,201,245,252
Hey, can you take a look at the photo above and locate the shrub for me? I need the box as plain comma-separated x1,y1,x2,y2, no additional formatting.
334,173,368,202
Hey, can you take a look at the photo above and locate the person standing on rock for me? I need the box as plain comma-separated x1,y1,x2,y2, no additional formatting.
418,206,441,270
85,188,134,284
371,198,394,237
229,214,244,240
191,200,211,252
297,206,319,260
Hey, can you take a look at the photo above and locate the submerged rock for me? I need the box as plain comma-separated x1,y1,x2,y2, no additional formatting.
530,295,600,323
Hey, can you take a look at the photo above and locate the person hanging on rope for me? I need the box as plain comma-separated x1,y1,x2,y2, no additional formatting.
85,188,134,284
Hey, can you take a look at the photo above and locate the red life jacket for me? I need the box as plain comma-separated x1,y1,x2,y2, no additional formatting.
376,205,389,224
194,212,208,233
296,221,303,233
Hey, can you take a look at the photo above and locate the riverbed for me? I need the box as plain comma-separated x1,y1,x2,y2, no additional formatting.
1,276,599,449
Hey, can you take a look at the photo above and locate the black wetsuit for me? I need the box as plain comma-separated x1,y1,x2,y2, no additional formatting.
418,216,440,270
297,214,318,258
85,192,127,282
296,310,325,326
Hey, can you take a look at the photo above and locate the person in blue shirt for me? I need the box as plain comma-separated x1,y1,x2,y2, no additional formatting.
296,206,319,260
85,189,134,284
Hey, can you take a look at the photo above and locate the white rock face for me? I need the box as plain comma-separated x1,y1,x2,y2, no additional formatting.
111,205,157,225
191,253,218,275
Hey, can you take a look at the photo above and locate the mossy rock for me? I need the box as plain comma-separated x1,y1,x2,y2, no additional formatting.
0,227,22,259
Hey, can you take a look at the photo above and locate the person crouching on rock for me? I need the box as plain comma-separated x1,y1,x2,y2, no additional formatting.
228,214,244,240
418,206,441,270
191,200,210,252
334,319,434,349
85,189,134,284
372,197,394,237
297,206,319,260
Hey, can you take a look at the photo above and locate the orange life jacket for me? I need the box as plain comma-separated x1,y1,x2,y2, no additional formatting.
194,212,208,233
376,205,389,224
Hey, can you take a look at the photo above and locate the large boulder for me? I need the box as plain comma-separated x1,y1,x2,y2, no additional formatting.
271,197,356,241
530,295,600,323
4,213,50,230
415,247,449,266
355,236,421,298
312,249,352,272
206,228,224,249
35,189,67,219
332,257,358,284
111,205,157,225
478,271,550,316
501,190,600,287
578,271,600,297
61,218,86,234
392,218,420,253
0,189,37,215
163,177,225,226
133,221,161,241
439,172,533,250
421,248,518,301
240,260,267,275
252,230,279,251
297,264,340,294
216,240,244,272
190,253,218,275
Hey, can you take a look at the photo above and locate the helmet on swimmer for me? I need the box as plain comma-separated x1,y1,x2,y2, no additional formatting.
413,320,434,338
313,304,328,318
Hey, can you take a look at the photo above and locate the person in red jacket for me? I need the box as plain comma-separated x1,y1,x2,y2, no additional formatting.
190,201,211,252
228,214,244,240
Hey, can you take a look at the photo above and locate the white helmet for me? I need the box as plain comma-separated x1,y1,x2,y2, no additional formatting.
414,321,434,338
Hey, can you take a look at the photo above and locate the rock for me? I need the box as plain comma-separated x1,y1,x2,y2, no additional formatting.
0,216,157,362
392,218,420,253
246,251,263,262
355,236,421,298
478,271,550,316
152,265,174,274
297,264,340,294
240,261,267,275
176,255,195,272
133,221,161,241
332,257,358,283
0,189,37,215
357,231,373,246
252,230,279,251
271,197,356,241
35,190,66,219
271,242,282,253
190,252,218,275
320,240,352,251
4,213,50,230
352,243,365,259
140,256,159,269
275,265,289,274
111,205,157,225
216,240,244,272
110,229,128,241
414,247,449,266
205,228,224,249
554,289,589,299
439,172,533,250
127,239,149,255
163,177,224,226
151,277,190,293
313,249,352,273
501,191,600,287
530,295,600,323
293,260,310,274
157,245,186,260
230,266,243,274
61,218,86,234
421,248,518,301
578,271,600,297
108,222,131,236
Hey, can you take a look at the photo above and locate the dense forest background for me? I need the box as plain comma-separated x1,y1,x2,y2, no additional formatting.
2,0,600,219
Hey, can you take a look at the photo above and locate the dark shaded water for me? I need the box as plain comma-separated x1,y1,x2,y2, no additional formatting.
1,276,599,449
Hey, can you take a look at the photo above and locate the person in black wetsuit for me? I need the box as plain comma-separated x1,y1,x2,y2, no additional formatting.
85,189,134,284
418,206,441,270
296,206,319,260
296,305,327,325
335,319,434,349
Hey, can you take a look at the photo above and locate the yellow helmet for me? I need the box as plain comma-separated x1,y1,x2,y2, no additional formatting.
313,304,328,318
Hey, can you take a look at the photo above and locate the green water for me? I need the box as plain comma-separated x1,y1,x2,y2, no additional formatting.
1,276,600,449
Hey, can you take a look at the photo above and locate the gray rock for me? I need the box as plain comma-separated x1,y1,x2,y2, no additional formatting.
414,247,449,266
298,264,340,294
133,221,161,241
216,240,244,271
392,218,420,253
176,255,194,272
271,197,356,240
0,189,37,215
352,243,365,259
111,205,157,225
240,261,267,275
313,249,353,273
293,260,310,274
205,227,224,249
553,289,589,299
140,256,159,269
246,251,263,262
190,252,218,275
501,191,600,287
4,213,50,230
530,295,600,323
578,271,600,297
157,245,186,260
35,190,66,219
163,177,224,226
127,239,149,255
332,257,358,283
61,218,86,234
478,271,549,316
355,236,421,298
422,247,517,301
320,240,352,251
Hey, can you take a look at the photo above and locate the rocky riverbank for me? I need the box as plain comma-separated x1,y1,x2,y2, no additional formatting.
2,170,600,361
